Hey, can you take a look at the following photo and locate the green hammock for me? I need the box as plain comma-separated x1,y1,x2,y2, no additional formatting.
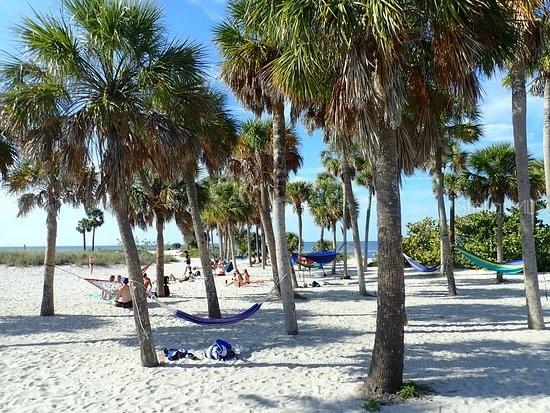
456,247,523,274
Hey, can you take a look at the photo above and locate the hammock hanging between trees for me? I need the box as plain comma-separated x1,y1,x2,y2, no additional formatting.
83,261,154,292
403,254,439,273
456,247,524,274
152,287,276,326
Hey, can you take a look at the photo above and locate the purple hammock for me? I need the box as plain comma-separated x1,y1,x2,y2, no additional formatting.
403,254,439,273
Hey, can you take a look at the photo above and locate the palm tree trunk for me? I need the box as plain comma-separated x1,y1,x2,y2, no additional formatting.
259,184,280,295
92,227,96,251
261,226,266,270
255,225,260,262
331,221,337,275
543,78,550,217
82,232,86,251
320,227,324,242
449,196,456,246
530,199,536,230
155,212,166,297
41,201,58,316
495,201,505,284
510,63,545,329
113,204,158,367
342,155,365,291
363,127,405,395
217,224,224,260
229,225,237,270
271,100,298,335
364,190,373,265
247,224,252,267
435,142,457,295
185,177,221,318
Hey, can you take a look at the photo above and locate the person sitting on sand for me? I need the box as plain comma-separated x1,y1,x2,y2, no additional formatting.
243,269,251,284
116,275,122,284
102,275,116,300
226,269,244,287
215,264,225,276
142,272,152,292
114,278,132,308
169,273,177,282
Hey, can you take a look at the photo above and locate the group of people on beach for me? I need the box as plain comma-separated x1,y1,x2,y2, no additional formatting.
104,272,154,309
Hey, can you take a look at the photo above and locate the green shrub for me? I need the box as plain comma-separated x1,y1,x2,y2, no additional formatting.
362,400,380,412
0,250,175,267
312,239,332,252
403,208,550,271
286,232,299,253
180,248,200,258
396,382,418,399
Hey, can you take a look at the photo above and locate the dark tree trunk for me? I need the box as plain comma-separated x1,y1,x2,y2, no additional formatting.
259,185,280,296
185,177,221,318
41,200,58,316
342,155,365,290
364,190,373,266
247,224,252,267
272,100,298,334
449,196,456,246
495,200,505,284
82,232,86,251
363,128,405,395
331,221,337,275
255,224,260,263
92,227,96,251
229,225,237,270
510,63,546,329
114,203,158,367
155,212,166,297
435,141,457,295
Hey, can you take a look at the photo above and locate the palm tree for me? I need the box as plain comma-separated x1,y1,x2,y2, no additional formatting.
76,218,92,250
508,5,546,330
87,208,104,252
6,160,94,315
214,12,298,335
462,144,518,283
4,0,223,365
286,181,312,256
0,134,16,178
232,0,530,394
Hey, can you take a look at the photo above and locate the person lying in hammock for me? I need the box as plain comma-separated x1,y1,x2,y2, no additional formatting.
114,278,133,308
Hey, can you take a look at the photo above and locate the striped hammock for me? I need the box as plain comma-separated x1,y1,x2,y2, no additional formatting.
456,247,523,274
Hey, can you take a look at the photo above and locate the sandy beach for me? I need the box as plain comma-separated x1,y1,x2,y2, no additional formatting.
1,255,549,412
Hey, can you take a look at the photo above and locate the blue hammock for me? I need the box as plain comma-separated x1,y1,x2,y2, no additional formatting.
403,254,439,273
301,250,337,264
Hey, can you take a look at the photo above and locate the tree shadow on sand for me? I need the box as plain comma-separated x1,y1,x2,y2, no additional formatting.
0,314,109,337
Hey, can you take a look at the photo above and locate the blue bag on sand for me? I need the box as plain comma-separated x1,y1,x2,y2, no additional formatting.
204,339,236,361
224,261,234,273
163,348,198,361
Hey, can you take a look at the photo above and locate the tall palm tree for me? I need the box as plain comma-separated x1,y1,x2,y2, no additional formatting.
6,160,94,315
234,0,529,394
508,3,546,330
0,134,16,178
76,218,92,250
87,208,104,252
214,11,298,335
4,0,222,365
462,143,518,283
286,181,312,256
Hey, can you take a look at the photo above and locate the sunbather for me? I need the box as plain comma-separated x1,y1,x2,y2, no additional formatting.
114,278,132,308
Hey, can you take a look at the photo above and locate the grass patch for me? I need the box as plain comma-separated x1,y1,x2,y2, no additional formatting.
361,380,435,410
0,250,176,267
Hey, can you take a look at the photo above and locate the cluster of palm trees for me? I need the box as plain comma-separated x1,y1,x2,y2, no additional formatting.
76,208,104,251
0,0,547,397
213,0,547,395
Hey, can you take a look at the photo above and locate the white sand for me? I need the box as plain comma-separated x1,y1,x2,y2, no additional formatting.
1,255,549,412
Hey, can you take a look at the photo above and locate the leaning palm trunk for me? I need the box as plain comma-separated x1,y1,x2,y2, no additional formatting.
41,200,58,316
342,156,365,291
271,101,298,335
364,128,405,395
259,185,281,295
495,201,505,284
114,204,158,367
510,64,546,330
544,78,550,217
435,143,457,295
155,212,166,297
364,190,373,266
185,177,221,318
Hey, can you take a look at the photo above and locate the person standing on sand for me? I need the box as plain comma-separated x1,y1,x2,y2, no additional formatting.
88,254,95,276
182,250,192,277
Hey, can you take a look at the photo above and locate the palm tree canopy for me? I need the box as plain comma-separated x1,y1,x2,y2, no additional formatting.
462,143,521,207
286,180,312,214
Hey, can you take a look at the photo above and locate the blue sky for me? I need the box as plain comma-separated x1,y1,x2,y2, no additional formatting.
0,0,546,247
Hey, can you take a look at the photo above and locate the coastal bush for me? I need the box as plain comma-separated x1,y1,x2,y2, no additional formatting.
0,250,175,267
312,239,332,252
286,232,299,253
403,209,550,271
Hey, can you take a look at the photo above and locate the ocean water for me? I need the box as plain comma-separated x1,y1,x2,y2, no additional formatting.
0,241,379,257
